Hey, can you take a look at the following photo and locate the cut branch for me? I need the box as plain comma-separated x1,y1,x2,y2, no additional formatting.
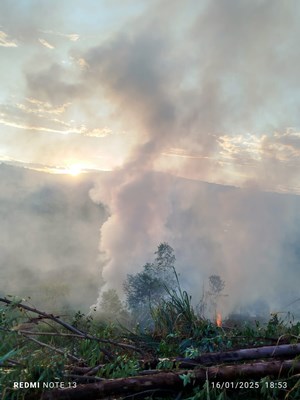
41,359,300,400
23,335,82,363
176,343,300,367
0,297,143,359
16,330,144,354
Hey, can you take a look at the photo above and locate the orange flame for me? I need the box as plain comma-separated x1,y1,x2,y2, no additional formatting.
216,312,222,327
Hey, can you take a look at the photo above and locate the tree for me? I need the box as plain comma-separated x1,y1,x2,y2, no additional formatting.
99,289,123,315
209,275,225,295
98,289,128,322
154,242,176,274
123,243,177,323
197,275,226,319
208,275,226,320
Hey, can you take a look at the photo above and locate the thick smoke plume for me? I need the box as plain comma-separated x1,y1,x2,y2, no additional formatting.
88,1,300,315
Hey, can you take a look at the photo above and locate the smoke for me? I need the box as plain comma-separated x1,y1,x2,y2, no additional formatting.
84,0,300,314
2,1,300,316
0,164,107,312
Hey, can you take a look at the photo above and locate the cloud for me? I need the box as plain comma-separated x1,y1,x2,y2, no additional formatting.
0,30,18,47
39,30,80,42
1,97,116,140
38,38,55,49
0,101,74,134
217,130,300,192
68,34,80,42
0,98,128,173
0,102,114,138
84,127,112,138
0,117,66,134
17,98,70,115
162,148,212,160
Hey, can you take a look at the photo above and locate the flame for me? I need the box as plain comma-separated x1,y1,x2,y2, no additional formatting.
216,312,222,327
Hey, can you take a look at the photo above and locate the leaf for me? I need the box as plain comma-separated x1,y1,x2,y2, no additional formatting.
0,348,18,364
179,372,193,387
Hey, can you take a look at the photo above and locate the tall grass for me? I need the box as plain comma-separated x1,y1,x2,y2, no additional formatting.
151,268,198,337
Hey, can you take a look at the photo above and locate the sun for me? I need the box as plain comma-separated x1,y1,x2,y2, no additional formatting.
49,164,88,176
67,165,83,176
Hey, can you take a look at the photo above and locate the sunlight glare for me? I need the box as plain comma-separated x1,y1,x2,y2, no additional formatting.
67,165,82,176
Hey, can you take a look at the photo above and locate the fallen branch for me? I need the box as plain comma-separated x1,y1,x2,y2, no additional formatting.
41,359,300,400
23,335,82,363
0,297,86,336
0,297,143,360
16,330,144,355
176,343,300,367
67,364,105,376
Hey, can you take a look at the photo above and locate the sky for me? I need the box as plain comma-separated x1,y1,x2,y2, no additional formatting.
1,1,300,316
1,0,300,192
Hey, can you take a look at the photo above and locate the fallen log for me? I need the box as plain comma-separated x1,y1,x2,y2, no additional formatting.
41,359,300,400
176,342,300,367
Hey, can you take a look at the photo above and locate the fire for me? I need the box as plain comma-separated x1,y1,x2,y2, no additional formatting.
216,312,222,327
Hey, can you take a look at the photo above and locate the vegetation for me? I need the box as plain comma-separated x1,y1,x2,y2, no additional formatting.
123,243,177,325
1,243,300,399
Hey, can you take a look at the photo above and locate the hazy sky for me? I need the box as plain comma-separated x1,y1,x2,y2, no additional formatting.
1,0,300,192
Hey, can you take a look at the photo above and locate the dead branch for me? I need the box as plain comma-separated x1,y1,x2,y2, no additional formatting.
41,359,300,399
15,329,145,355
23,335,82,363
176,343,300,367
0,297,144,359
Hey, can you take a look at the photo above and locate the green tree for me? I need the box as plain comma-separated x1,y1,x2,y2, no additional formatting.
100,289,123,315
99,289,128,322
123,243,177,324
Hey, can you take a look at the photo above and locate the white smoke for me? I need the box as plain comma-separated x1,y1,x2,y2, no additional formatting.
87,1,300,315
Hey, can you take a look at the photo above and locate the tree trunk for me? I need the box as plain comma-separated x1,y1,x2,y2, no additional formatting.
41,359,300,400
177,343,300,367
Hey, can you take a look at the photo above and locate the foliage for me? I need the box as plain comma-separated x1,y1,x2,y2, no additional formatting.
97,288,129,323
1,295,300,400
1,244,300,400
99,289,123,315
123,243,177,324
100,354,139,378
151,268,198,337
179,372,195,387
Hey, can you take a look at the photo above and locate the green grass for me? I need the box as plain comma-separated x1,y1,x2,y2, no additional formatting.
1,293,300,400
